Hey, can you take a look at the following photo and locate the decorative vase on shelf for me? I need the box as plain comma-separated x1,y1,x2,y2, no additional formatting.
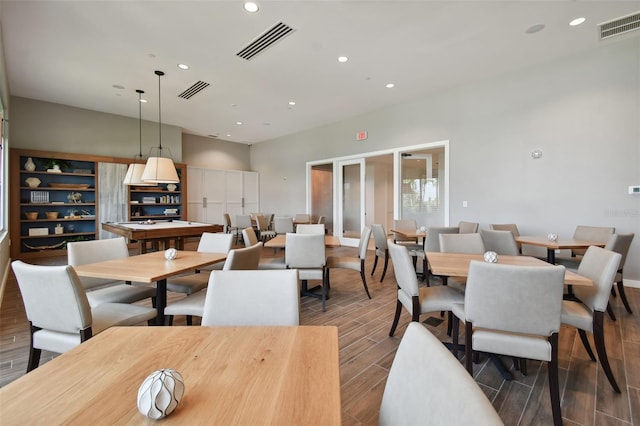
24,157,36,171
167,184,177,192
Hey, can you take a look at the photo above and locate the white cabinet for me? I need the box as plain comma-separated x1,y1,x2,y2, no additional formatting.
187,167,259,225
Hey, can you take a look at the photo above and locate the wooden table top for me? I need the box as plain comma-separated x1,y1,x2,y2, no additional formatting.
390,229,427,239
73,250,226,283
103,220,220,239
0,326,342,425
264,234,341,249
515,236,606,250
426,252,593,287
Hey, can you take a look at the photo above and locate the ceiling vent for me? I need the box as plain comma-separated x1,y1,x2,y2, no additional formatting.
178,81,210,99
599,11,640,40
236,22,295,60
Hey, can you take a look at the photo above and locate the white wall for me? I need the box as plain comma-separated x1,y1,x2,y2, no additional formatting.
251,37,640,280
9,96,182,160
182,133,250,171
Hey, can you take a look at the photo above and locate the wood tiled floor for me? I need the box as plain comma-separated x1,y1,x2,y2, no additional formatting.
1,243,639,425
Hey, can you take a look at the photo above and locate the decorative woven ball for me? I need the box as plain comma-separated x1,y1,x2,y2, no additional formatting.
137,369,185,420
419,226,426,233
164,248,178,260
483,251,498,263
547,233,558,242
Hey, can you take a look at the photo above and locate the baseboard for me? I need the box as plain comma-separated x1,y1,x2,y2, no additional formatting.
624,278,640,289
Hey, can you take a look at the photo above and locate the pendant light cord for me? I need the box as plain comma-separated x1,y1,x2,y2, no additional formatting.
136,89,144,158
155,70,165,151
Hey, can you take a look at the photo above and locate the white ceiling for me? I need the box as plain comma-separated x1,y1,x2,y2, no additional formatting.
2,1,639,144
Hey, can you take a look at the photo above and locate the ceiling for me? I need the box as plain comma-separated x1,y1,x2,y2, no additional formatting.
2,1,639,145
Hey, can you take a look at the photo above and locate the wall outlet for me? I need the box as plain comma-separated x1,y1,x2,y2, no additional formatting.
629,185,640,194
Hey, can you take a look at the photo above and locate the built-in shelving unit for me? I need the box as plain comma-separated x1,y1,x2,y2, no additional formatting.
10,149,99,259
127,164,186,221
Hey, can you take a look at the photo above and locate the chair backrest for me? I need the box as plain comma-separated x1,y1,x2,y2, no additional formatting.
256,214,269,232
490,223,520,238
358,227,372,260
573,246,622,312
12,261,92,334
236,215,253,228
458,221,479,233
285,233,326,268
67,237,130,289
197,232,233,253
480,229,519,255
296,224,325,234
572,225,615,256
274,216,294,234
242,227,258,247
223,213,232,228
424,226,459,252
393,219,417,242
223,242,262,270
439,233,485,254
294,213,310,223
201,270,300,326
387,240,419,297
604,233,634,269
465,261,565,336
265,213,274,229
371,224,388,251
379,323,503,426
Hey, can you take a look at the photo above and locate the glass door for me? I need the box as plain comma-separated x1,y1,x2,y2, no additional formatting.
399,147,446,228
337,158,365,244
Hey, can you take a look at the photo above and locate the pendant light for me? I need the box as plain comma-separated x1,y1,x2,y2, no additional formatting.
141,70,180,183
123,89,154,186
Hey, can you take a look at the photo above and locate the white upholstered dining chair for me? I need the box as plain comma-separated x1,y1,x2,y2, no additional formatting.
370,224,390,283
67,237,156,307
451,261,565,426
379,322,503,426
325,226,372,300
12,261,157,372
480,229,520,256
285,233,327,310
242,227,286,269
201,270,300,326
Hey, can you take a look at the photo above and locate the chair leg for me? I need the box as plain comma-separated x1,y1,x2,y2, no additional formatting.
186,315,193,326
446,311,453,337
321,270,327,312
451,315,460,357
593,311,621,393
388,300,403,337
26,324,41,373
520,358,527,376
578,329,597,361
371,255,379,276
360,260,372,299
151,296,157,309
607,302,616,321
617,281,633,314
548,333,562,426
464,321,473,374
380,251,389,282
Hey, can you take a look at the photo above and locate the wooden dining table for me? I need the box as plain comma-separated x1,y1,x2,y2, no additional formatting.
0,326,342,425
515,236,607,264
426,252,594,287
73,251,226,325
264,234,341,248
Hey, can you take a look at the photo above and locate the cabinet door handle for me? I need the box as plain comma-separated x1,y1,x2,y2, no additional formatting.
242,197,245,208
203,197,207,208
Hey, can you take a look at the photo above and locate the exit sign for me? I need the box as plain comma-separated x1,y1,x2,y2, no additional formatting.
356,131,368,141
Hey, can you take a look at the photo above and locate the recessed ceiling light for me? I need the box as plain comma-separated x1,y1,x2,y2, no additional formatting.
337,56,349,63
288,101,296,106
177,63,190,70
236,121,243,125
569,17,586,26
243,2,259,13
226,134,232,137
112,84,125,90
525,23,545,34
139,99,147,103
386,83,395,88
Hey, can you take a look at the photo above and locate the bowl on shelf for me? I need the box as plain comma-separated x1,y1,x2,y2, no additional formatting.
24,212,38,220
45,211,60,219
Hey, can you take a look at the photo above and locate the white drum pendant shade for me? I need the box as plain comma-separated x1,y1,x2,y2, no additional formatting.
124,163,154,186
141,156,179,183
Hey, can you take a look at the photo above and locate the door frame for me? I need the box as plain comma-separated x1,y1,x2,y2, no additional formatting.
306,140,449,246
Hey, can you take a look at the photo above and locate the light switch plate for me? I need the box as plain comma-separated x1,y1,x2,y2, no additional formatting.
629,186,640,194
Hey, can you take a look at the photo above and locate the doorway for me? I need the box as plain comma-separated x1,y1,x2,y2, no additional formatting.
310,163,333,234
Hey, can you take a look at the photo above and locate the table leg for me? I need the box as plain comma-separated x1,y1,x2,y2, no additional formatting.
139,240,147,254
547,248,555,264
155,279,167,326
